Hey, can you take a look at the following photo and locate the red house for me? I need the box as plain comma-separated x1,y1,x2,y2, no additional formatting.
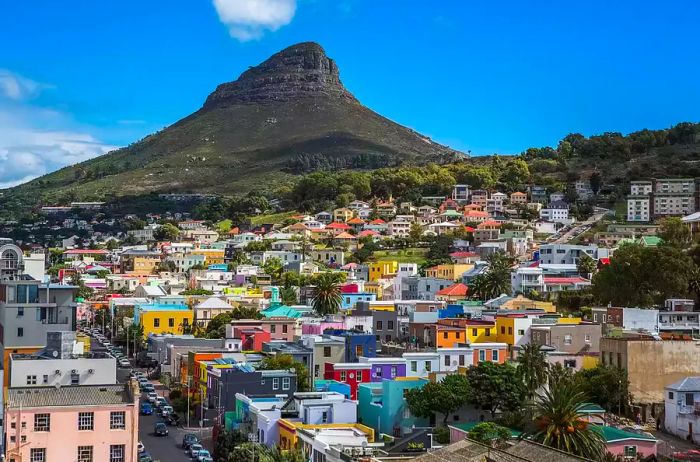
234,327,271,351
324,362,372,399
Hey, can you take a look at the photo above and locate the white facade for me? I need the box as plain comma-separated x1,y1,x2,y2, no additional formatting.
627,197,651,222
403,352,439,378
511,267,545,294
9,355,117,388
387,220,411,238
540,205,571,224
664,377,700,442
630,181,653,195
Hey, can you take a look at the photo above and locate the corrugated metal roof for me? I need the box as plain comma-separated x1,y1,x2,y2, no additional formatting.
7,385,131,409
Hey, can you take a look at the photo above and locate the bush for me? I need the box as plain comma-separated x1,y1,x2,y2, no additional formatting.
434,426,450,445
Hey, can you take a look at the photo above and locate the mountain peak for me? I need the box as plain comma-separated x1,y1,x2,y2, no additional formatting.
204,41,357,107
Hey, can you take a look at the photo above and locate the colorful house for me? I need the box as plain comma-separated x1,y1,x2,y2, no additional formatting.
435,283,469,302
594,425,657,459
135,303,193,338
426,264,474,281
279,420,374,451
359,357,407,381
358,377,429,437
369,261,399,282
234,326,271,351
324,362,372,399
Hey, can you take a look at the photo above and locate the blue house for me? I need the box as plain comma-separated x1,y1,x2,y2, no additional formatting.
314,379,352,399
439,304,466,319
324,329,377,362
358,377,429,437
341,292,377,310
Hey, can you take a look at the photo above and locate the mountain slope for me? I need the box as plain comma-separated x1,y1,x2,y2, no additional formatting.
8,42,461,203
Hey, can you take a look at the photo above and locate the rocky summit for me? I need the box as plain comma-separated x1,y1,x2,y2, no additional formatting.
4,42,461,203
204,42,357,106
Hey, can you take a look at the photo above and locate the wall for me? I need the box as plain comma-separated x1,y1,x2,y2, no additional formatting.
140,310,194,338
602,338,700,403
9,357,116,388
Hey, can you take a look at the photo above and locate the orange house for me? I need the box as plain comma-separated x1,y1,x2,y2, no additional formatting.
430,324,468,348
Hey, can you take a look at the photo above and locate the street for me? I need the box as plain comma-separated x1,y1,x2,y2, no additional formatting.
552,208,608,244
138,405,192,462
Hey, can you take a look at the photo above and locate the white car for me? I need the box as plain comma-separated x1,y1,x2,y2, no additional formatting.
189,444,204,458
147,392,158,403
118,358,130,368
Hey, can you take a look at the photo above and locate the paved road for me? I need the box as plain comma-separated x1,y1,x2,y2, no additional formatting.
553,209,607,244
138,405,193,462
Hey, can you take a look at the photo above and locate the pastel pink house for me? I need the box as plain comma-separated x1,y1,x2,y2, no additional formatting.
301,321,346,335
5,384,139,462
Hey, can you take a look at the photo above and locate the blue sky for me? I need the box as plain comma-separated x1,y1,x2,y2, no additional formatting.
0,0,699,187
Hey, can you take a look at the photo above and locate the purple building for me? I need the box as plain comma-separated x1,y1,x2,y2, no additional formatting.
360,357,408,382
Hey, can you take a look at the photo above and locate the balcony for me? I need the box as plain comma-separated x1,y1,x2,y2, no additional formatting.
678,403,700,415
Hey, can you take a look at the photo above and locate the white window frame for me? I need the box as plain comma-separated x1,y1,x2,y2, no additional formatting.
78,412,94,431
109,444,125,462
110,411,126,430
272,377,279,390
30,448,46,462
282,377,291,390
78,445,93,462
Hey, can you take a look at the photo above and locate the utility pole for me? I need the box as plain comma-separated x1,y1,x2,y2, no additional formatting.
126,324,129,359
186,376,191,429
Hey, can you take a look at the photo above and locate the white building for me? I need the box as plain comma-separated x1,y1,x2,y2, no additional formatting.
627,196,651,222
387,220,411,238
664,377,700,442
511,267,545,294
539,201,572,225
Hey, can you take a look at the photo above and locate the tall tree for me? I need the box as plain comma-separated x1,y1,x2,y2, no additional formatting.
517,343,549,399
530,383,605,461
311,272,343,316
405,374,471,425
658,217,691,248
153,223,180,241
576,253,597,278
575,365,631,413
258,354,310,392
466,362,526,418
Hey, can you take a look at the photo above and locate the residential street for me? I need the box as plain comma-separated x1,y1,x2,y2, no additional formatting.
138,409,192,462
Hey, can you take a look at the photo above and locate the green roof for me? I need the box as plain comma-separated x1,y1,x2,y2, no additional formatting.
592,425,656,443
639,236,661,246
441,210,464,216
449,422,522,438
260,305,302,319
577,402,605,414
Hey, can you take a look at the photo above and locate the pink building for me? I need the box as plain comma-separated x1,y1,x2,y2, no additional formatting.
5,384,139,462
230,318,299,341
301,321,346,335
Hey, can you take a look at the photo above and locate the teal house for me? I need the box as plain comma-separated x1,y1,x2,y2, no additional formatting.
358,377,429,437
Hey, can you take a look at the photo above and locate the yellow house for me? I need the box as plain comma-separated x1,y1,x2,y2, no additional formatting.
465,323,495,343
369,260,398,282
278,420,374,450
557,316,583,325
425,264,473,281
333,207,354,223
137,304,194,338
190,248,225,265
364,282,384,300
498,295,556,313
132,256,160,274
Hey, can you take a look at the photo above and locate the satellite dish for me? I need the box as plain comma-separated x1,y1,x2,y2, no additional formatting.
52,351,58,358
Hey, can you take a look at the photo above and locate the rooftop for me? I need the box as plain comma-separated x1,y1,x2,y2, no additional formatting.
7,385,131,408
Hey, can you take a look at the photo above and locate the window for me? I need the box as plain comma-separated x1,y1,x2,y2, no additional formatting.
485,329,490,337
270,324,276,333
500,326,505,334
78,412,94,430
282,377,291,390
110,444,125,462
322,411,329,423
492,350,499,362
686,393,694,406
624,446,637,458
30,448,46,462
518,329,525,336
34,413,50,431
564,334,572,345
391,366,397,378
340,370,347,381
443,332,448,339
472,328,477,337
42,375,49,384
508,327,513,335
411,361,417,372
314,365,320,378
153,318,160,328
168,318,174,328
479,350,486,362
444,355,451,366
283,324,288,334
669,391,675,400
17,307,23,317
78,445,93,462
584,334,591,342
26,375,37,385
425,361,431,372
355,345,363,356
376,321,383,330
459,355,465,366
18,327,23,337
110,411,125,430
376,368,382,378
356,371,363,382
272,378,279,390
323,347,331,357
71,372,80,385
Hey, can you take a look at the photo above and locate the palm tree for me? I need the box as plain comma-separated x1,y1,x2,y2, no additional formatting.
482,251,514,298
517,343,549,398
468,274,487,300
530,382,605,461
312,272,343,316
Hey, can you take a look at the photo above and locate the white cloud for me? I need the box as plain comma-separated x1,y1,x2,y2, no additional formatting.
0,70,117,189
0,69,46,100
212,0,297,41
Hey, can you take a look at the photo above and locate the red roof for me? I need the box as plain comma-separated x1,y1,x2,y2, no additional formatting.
464,226,475,233
599,257,610,265
477,220,502,229
334,232,357,239
436,283,469,297
326,222,351,230
544,277,589,285
63,249,109,255
368,219,386,225
358,230,379,237
346,217,365,225
450,251,478,258
465,210,489,217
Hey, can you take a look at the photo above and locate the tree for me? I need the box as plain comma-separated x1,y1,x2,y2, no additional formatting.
214,429,249,462
575,365,631,413
466,362,526,418
262,257,284,283
517,343,549,399
405,374,471,425
576,253,597,278
500,158,530,192
548,362,574,389
467,422,511,448
589,172,602,195
280,286,298,305
530,382,605,461
205,312,234,338
409,222,424,246
480,252,514,299
311,272,342,316
258,354,310,392
658,217,691,248
70,272,94,300
153,223,180,241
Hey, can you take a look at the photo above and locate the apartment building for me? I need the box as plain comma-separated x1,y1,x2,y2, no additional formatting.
627,178,699,222
5,384,139,462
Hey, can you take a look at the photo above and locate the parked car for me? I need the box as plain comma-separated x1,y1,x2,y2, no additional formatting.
140,402,153,416
155,397,167,409
197,450,212,462
147,392,158,403
182,433,199,450
199,457,213,462
189,444,204,458
167,412,181,426
119,358,130,368
143,384,155,393
154,422,168,437
139,452,153,462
